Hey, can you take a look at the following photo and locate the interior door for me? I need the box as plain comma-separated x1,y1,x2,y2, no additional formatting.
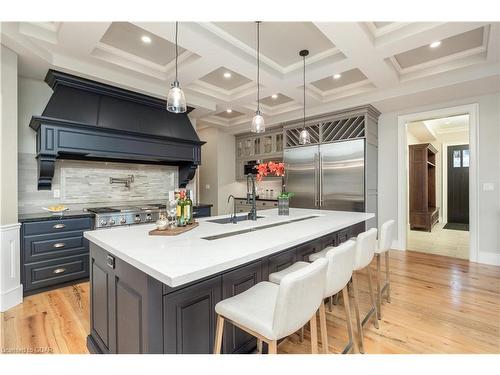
284,145,319,209
320,140,365,212
447,145,469,224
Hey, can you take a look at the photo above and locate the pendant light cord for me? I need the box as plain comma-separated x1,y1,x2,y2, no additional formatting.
256,21,260,113
175,21,179,82
303,54,306,129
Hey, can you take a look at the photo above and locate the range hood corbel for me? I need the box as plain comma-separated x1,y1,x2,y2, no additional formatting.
29,70,205,190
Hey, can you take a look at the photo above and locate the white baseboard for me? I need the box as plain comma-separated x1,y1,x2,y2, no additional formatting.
0,223,22,312
0,284,23,312
392,239,405,251
476,251,500,266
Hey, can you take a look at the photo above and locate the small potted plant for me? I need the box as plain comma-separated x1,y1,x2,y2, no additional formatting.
256,161,293,216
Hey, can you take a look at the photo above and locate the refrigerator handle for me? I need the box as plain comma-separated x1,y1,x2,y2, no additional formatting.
319,152,323,207
314,153,319,207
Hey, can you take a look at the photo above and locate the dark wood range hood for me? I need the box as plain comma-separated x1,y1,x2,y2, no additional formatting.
29,70,205,190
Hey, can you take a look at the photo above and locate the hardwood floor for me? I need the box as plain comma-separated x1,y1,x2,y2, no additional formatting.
407,223,469,259
1,250,499,354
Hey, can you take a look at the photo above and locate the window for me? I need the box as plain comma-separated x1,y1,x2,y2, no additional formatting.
462,149,470,167
453,150,461,167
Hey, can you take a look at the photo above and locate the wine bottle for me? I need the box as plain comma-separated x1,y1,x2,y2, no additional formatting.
185,190,193,224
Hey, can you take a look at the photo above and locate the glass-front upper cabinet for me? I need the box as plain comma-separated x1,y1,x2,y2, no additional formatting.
263,135,273,153
236,140,243,158
275,133,283,153
254,138,261,155
243,139,253,157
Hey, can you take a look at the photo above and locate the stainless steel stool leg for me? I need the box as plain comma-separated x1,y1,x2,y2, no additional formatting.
385,251,391,303
376,254,382,320
350,273,364,353
366,266,380,328
342,286,356,354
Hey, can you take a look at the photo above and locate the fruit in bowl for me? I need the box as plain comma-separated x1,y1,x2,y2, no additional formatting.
42,205,69,213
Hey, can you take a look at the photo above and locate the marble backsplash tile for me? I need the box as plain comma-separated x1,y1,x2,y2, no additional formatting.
18,153,178,214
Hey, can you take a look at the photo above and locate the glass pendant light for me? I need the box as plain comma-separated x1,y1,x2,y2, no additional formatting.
251,21,265,133
167,22,187,113
299,49,310,144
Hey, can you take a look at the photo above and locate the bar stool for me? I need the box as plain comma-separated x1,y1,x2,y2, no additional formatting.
375,219,395,319
269,240,357,354
350,227,379,353
213,258,328,354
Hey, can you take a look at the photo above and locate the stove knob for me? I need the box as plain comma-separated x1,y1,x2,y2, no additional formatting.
134,215,141,223
99,219,108,226
109,219,116,226
146,214,152,222
119,217,126,224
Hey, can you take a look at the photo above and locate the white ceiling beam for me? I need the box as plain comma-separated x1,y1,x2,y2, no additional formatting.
314,22,400,89
56,22,111,56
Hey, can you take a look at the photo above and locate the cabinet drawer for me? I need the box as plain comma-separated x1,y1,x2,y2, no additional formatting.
23,217,93,236
24,231,88,263
24,254,89,291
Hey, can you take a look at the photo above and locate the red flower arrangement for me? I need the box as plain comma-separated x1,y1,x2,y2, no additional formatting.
255,161,285,181
255,161,294,199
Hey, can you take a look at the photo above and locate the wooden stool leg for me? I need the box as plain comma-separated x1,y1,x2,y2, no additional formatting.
319,303,329,354
376,254,382,320
329,296,333,311
268,340,277,354
385,251,391,303
214,315,225,354
299,326,305,342
366,266,380,329
257,339,263,354
309,312,319,354
342,286,356,354
351,273,364,353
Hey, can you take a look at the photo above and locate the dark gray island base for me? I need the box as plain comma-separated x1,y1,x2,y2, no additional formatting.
87,221,365,354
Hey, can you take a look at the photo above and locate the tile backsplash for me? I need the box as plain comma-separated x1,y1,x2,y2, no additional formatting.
18,153,178,214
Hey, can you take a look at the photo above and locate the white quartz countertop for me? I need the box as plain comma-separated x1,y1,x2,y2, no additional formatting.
84,208,374,287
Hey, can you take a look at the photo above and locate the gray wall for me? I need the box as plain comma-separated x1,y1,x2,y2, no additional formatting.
378,92,500,264
1,45,18,225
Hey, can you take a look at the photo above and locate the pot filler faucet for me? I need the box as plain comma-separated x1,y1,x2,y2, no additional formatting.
246,173,258,221
227,195,237,224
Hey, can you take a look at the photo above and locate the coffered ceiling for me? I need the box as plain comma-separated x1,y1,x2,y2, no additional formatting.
1,21,499,134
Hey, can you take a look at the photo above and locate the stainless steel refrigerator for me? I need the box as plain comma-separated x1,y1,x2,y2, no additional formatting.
284,139,377,228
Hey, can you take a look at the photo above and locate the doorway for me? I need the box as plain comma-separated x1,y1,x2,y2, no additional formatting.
404,114,471,259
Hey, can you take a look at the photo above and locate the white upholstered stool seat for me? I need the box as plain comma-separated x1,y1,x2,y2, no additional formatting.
308,247,333,262
214,258,328,354
215,281,279,340
350,227,379,353
268,261,309,284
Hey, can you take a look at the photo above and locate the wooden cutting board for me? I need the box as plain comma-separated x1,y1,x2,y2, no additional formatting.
149,221,199,236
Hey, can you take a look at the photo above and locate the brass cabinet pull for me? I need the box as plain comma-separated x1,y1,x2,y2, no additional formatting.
53,242,66,248
53,223,66,229
53,268,66,274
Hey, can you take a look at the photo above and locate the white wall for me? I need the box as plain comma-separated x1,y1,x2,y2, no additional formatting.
379,93,500,265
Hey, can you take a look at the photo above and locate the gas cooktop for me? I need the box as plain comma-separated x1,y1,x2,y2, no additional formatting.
86,203,166,228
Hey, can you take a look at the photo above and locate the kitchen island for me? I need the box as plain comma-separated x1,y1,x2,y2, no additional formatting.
84,208,374,354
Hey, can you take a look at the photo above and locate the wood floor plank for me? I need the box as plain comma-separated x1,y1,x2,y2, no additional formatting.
1,250,499,354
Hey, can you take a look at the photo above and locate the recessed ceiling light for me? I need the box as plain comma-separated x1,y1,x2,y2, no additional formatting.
333,73,341,80
226,109,232,113
223,72,232,79
271,94,278,99
141,35,152,44
430,41,441,48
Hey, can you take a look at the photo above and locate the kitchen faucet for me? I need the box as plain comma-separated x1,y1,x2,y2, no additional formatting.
227,195,237,224
246,173,258,221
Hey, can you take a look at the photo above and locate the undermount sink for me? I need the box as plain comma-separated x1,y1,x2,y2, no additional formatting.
202,215,320,240
207,215,264,224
